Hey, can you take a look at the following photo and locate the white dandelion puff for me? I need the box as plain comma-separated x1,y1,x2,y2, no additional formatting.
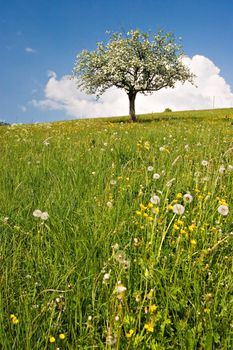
150,195,160,205
33,209,42,218
201,160,208,166
173,204,185,215
218,205,229,216
115,284,127,294
40,212,49,220
183,193,193,203
219,165,225,174
153,173,160,180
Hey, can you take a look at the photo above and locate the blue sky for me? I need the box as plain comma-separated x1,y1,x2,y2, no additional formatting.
1,0,233,124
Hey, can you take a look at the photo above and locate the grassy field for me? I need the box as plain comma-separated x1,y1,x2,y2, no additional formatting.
1,108,233,349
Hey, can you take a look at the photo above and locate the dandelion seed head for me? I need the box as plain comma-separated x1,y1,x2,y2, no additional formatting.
150,195,160,205
153,173,160,180
201,160,208,166
218,205,229,216
183,193,193,203
173,204,185,215
33,209,42,218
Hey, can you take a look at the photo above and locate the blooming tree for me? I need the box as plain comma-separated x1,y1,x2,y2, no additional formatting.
72,30,194,122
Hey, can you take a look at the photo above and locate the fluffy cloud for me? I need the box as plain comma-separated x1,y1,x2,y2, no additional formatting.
25,47,36,53
31,55,233,119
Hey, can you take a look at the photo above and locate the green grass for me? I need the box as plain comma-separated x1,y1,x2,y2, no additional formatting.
0,108,233,349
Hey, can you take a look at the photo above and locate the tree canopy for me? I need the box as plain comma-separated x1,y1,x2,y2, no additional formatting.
72,29,194,121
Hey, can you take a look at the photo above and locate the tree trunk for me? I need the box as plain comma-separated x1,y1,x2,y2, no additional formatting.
128,91,137,122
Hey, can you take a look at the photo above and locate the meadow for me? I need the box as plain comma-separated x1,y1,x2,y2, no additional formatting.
0,108,233,349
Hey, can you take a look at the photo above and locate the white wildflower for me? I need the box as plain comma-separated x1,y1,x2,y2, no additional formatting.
228,165,233,171
147,166,154,172
173,204,185,215
106,201,113,208
110,179,117,185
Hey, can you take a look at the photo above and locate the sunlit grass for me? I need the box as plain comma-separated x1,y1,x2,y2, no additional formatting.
0,108,233,349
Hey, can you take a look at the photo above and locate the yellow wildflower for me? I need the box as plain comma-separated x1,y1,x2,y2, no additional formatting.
173,224,179,230
10,314,19,325
140,203,147,210
136,211,142,216
148,304,157,313
177,219,184,226
176,192,183,199
49,336,55,343
148,202,153,208
59,333,65,340
167,204,173,211
190,239,197,246
126,329,134,338
144,323,154,332
180,229,187,234
189,224,196,232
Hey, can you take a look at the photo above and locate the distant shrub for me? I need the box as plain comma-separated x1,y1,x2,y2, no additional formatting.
164,108,172,112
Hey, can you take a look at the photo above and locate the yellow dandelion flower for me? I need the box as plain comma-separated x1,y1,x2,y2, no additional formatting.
144,323,154,332
148,202,153,208
173,224,179,230
136,211,142,216
167,204,173,211
59,333,65,340
143,213,149,218
10,314,19,325
140,203,147,210
148,216,154,221
126,329,134,338
188,224,196,232
190,239,197,246
180,229,187,234
49,336,56,343
148,304,157,313
177,219,184,226
176,192,183,199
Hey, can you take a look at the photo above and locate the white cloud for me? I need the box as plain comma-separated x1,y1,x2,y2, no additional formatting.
25,47,36,53
31,55,233,119
18,105,27,112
